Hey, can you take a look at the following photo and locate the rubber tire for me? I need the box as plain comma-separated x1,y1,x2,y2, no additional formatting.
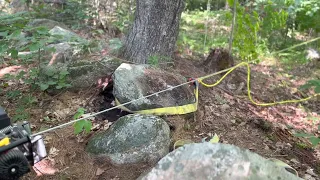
0,149,30,180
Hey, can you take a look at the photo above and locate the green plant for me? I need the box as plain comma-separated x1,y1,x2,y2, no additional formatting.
177,10,230,55
294,126,320,146
11,94,37,122
300,79,320,93
227,0,261,61
36,68,72,91
147,55,159,67
6,90,22,100
147,54,172,67
109,38,123,54
113,4,135,33
12,106,30,122
294,0,320,33
73,108,92,135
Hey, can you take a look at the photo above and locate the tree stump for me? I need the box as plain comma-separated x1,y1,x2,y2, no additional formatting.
202,48,234,73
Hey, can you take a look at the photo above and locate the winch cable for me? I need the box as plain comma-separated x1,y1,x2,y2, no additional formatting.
31,37,320,137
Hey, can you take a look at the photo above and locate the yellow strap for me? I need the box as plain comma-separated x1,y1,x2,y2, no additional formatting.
198,62,320,106
115,85,199,115
0,137,10,147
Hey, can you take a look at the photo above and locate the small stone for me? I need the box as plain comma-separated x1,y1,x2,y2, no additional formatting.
275,142,285,149
239,122,246,126
264,144,270,150
290,159,300,165
220,104,230,111
230,119,236,124
286,143,293,148
304,174,316,180
306,169,317,177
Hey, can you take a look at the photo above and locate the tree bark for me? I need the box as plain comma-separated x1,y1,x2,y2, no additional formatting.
121,0,185,64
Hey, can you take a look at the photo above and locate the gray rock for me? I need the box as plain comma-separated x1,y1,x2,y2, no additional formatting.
66,57,121,90
86,114,170,165
113,63,196,112
306,168,317,177
304,174,316,180
40,56,122,93
9,0,28,13
139,143,302,180
47,42,74,64
49,26,86,43
27,19,70,31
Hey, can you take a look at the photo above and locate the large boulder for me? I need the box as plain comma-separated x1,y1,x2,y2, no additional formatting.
8,0,28,13
27,19,70,31
47,42,74,64
39,57,122,93
86,114,171,165
112,63,196,112
48,26,86,43
66,57,121,90
139,143,302,180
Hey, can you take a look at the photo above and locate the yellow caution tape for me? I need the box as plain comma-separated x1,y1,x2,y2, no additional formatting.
0,137,10,147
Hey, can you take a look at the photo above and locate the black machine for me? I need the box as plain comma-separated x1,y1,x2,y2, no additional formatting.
0,107,47,180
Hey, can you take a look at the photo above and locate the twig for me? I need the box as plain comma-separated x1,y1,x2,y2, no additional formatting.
270,154,288,157
228,0,237,53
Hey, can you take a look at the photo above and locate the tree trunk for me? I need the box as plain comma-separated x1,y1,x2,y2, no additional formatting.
225,0,229,10
121,0,185,64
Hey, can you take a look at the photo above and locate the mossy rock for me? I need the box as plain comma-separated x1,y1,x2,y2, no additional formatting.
86,114,170,165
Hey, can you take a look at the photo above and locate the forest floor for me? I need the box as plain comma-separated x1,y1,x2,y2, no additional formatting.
1,47,318,179
1,12,320,179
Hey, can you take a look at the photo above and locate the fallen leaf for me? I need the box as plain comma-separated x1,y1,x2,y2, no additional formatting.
209,133,220,144
173,139,194,149
33,159,58,176
96,168,105,176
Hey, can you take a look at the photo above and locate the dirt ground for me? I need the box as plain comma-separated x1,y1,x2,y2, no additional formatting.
1,51,320,179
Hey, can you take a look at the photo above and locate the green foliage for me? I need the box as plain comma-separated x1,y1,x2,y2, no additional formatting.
30,0,95,28
112,4,135,33
147,54,172,67
108,38,123,54
294,127,320,146
12,106,30,122
185,0,226,11
147,55,159,67
232,4,261,60
6,90,21,100
300,79,320,93
177,10,230,55
293,0,320,32
227,0,294,60
11,94,37,122
36,67,72,91
73,108,92,135
0,13,55,63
